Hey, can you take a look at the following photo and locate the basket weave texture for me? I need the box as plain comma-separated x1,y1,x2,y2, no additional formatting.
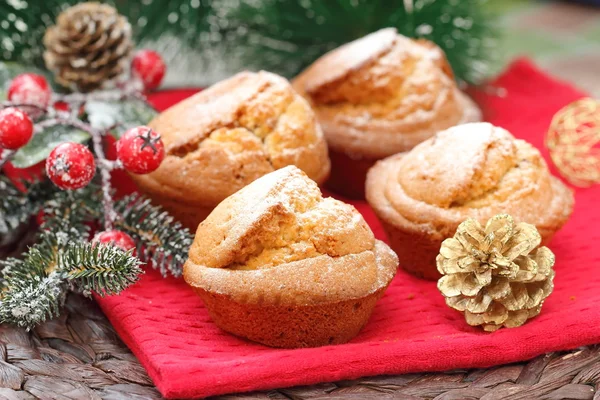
0,292,597,400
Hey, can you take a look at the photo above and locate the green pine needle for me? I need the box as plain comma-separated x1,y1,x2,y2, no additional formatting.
0,186,144,329
5,245,54,282
0,175,57,237
0,273,65,330
226,0,499,84
0,175,29,235
0,257,45,286
39,183,101,241
111,194,193,278
1,0,497,86
59,242,143,297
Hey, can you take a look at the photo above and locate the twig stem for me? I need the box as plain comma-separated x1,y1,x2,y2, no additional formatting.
91,130,115,231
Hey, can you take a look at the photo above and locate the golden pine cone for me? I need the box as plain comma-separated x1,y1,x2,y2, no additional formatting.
43,2,133,92
436,214,555,332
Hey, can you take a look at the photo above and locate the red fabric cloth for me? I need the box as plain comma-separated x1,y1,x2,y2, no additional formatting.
95,59,600,399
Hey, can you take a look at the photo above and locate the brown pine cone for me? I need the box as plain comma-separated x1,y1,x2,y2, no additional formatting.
43,2,133,92
437,214,555,332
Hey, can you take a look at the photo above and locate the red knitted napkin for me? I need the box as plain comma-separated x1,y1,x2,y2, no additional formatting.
96,59,600,399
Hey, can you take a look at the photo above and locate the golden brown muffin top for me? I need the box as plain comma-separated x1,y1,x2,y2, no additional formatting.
184,166,398,305
131,71,330,207
292,28,481,158
366,123,574,239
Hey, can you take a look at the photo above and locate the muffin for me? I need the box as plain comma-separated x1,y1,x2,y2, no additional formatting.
130,71,330,230
292,28,481,199
366,122,574,280
184,166,398,348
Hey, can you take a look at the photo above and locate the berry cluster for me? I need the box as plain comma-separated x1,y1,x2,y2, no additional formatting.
0,50,167,252
45,126,165,191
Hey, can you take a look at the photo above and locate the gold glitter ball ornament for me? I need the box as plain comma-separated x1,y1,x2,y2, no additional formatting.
546,97,600,187
436,214,555,332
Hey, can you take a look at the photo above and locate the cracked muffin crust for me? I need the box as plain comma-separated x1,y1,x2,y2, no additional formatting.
184,166,398,348
366,122,574,280
130,71,331,230
292,28,481,198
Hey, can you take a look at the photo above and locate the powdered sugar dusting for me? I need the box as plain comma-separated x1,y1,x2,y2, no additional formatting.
185,166,397,304
294,28,482,159
302,28,397,94
369,122,573,245
187,165,398,302
397,122,517,207
422,123,508,175
150,70,329,190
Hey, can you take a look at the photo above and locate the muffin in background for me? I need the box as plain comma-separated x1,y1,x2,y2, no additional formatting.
293,28,481,199
131,71,331,230
184,166,398,348
366,122,574,280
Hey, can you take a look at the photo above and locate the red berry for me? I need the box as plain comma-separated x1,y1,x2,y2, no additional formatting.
0,107,34,150
8,73,51,109
36,210,46,227
46,142,96,190
53,101,69,113
1,150,45,191
131,50,166,90
117,126,165,174
93,230,136,252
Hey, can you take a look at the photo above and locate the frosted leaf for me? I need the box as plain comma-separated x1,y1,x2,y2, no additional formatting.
11,125,90,169
84,99,157,138
86,101,120,130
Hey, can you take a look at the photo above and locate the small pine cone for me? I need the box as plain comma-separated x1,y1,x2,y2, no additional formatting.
437,214,555,332
43,2,133,92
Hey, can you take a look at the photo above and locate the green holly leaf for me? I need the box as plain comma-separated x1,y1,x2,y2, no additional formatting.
11,125,91,169
85,99,158,138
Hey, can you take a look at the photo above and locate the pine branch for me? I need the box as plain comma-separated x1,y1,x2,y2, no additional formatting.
2,245,53,284
0,175,56,236
39,182,102,243
0,258,36,287
111,194,192,277
0,186,142,328
0,176,27,236
0,272,65,329
0,186,91,285
58,243,143,297
226,0,498,84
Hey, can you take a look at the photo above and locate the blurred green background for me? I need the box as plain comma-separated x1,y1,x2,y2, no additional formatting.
0,0,598,94
491,0,600,96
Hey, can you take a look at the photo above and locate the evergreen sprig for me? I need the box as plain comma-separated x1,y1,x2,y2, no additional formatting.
112,194,193,277
39,182,102,243
0,258,33,284
0,173,192,329
0,175,57,237
59,243,142,296
0,273,65,329
0,241,141,329
0,29,193,330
